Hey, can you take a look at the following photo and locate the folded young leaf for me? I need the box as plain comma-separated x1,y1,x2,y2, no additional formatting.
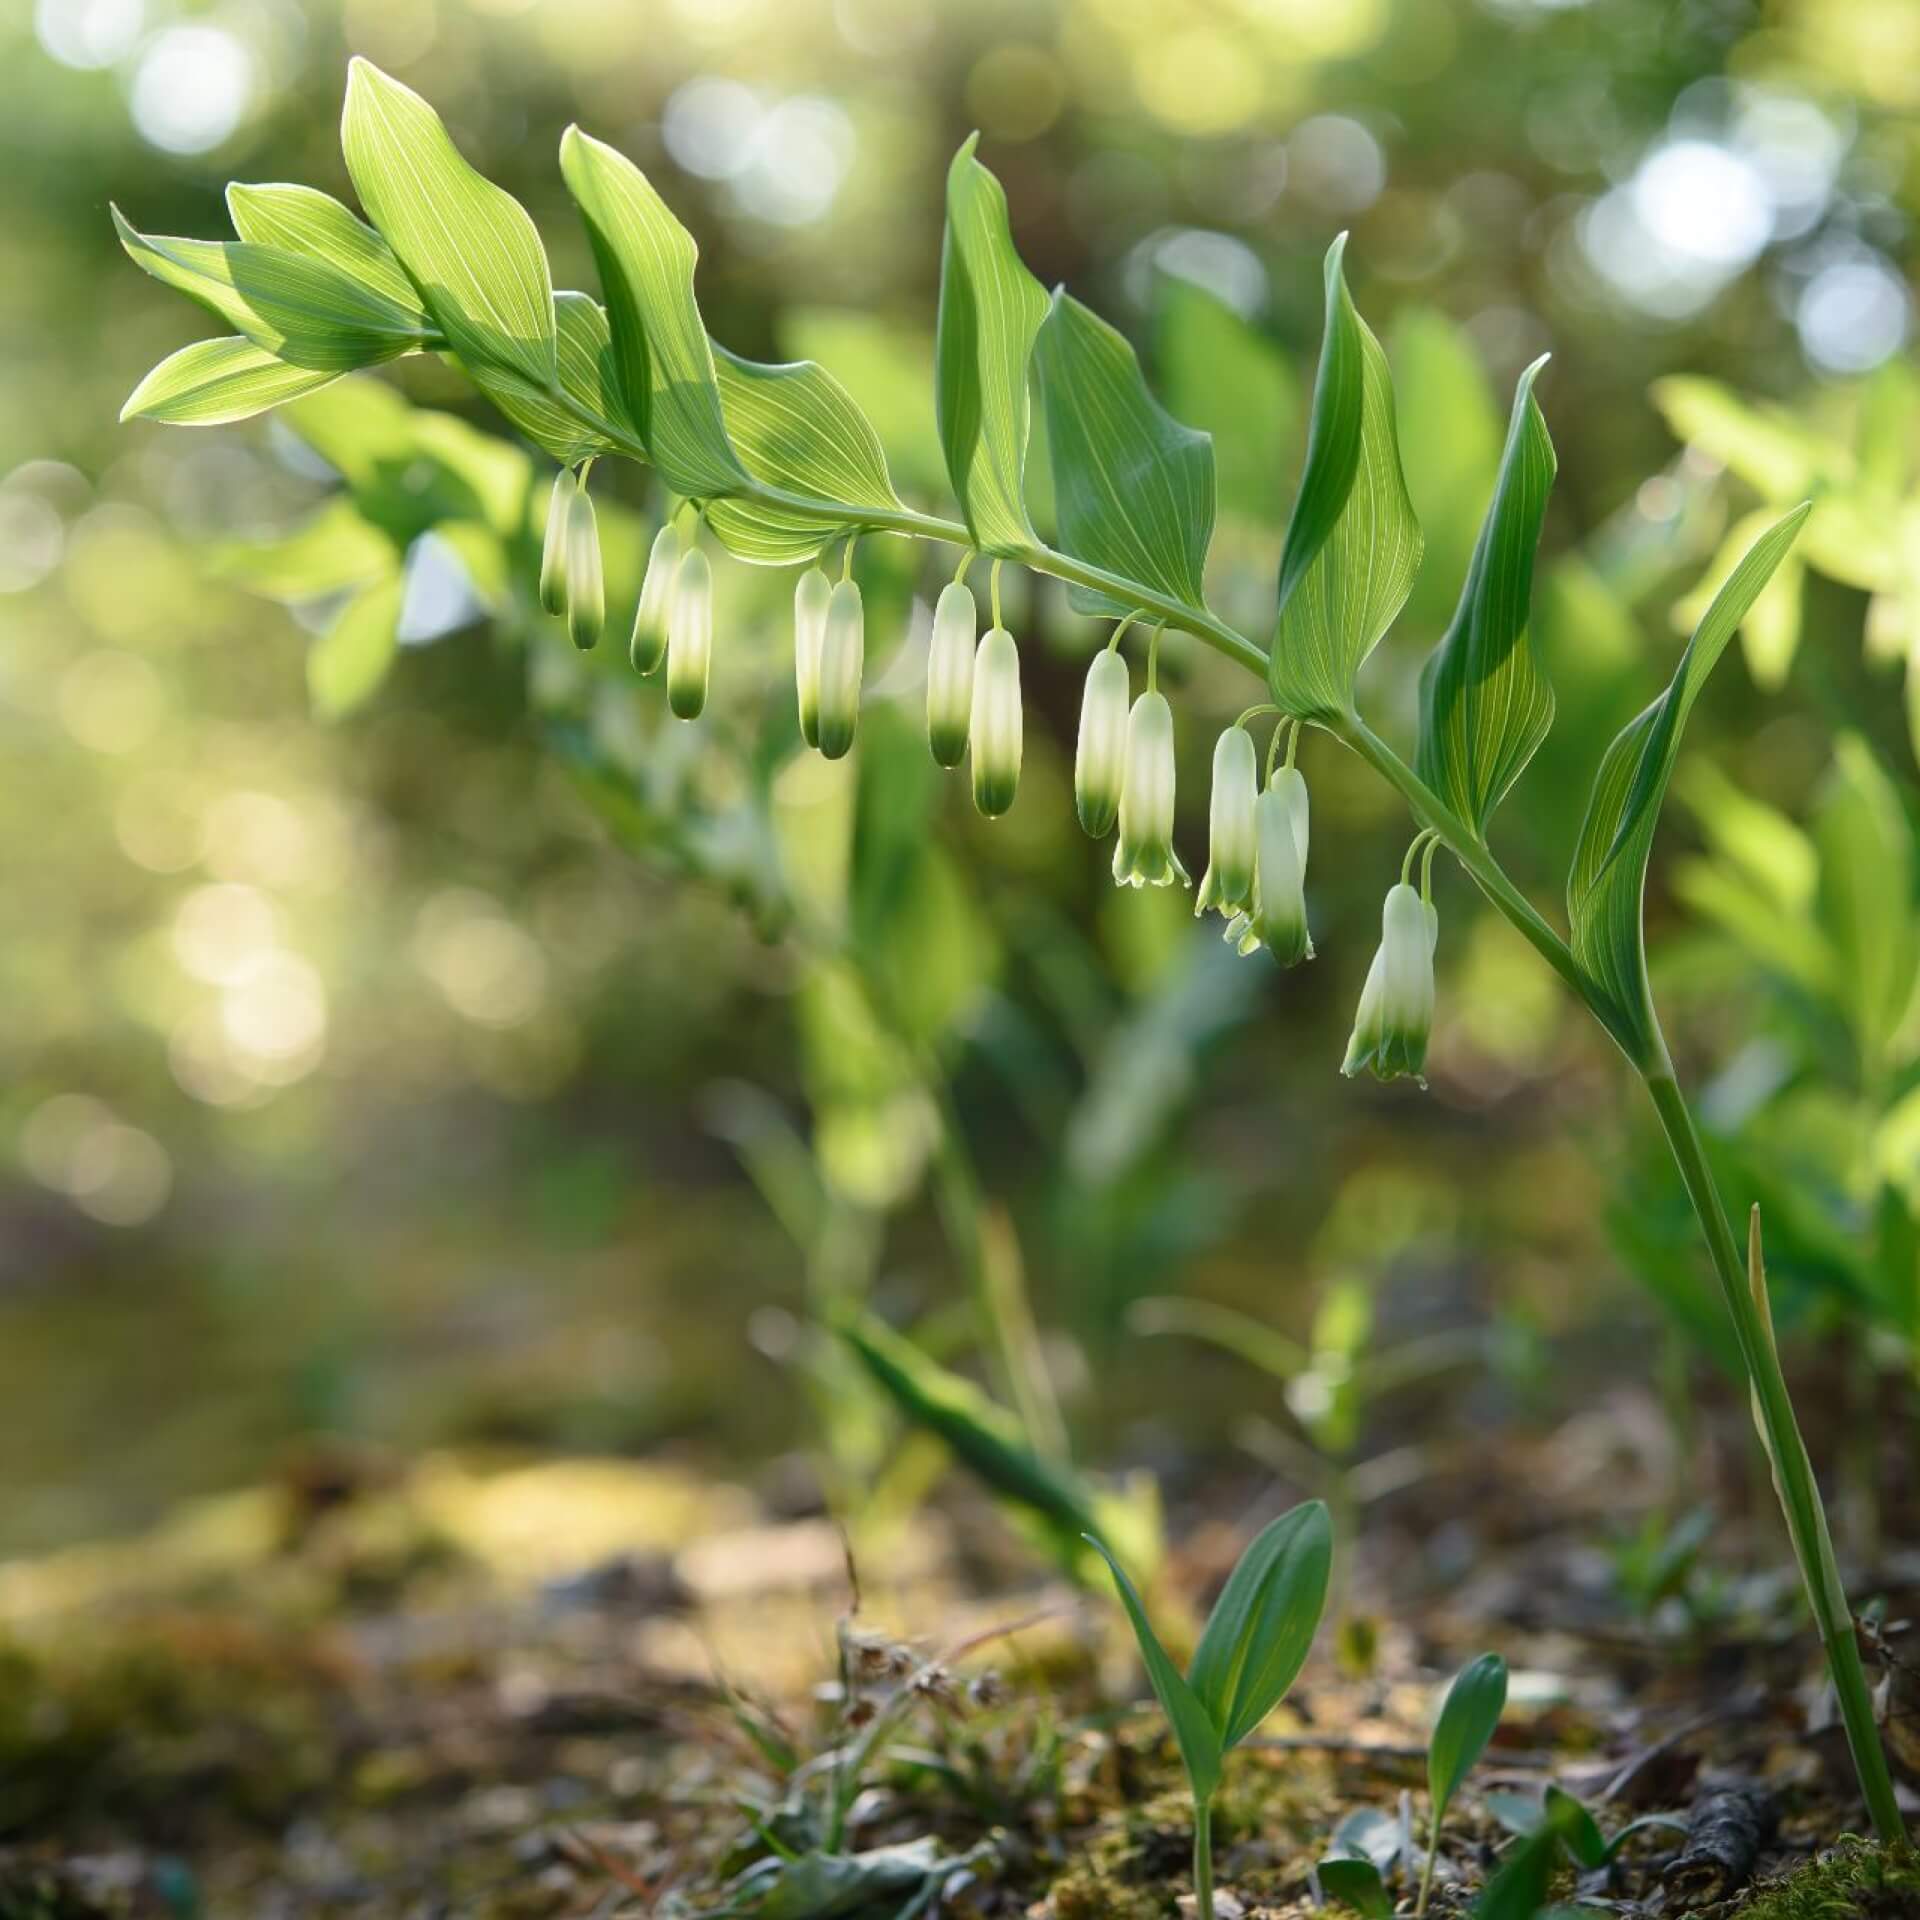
308,570,404,720
558,126,743,497
707,346,902,563
1084,1534,1223,1803
121,336,341,426
935,136,1051,556
1033,290,1215,616
1269,236,1422,721
114,209,433,370
1185,1499,1331,1749
226,182,428,320
1427,1652,1508,1826
1566,503,1810,1060
341,60,557,393
1416,359,1556,837
481,292,633,463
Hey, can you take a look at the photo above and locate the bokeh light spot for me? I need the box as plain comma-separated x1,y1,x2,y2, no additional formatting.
128,25,253,154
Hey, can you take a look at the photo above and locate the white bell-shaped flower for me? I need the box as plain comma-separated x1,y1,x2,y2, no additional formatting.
926,581,977,769
815,579,865,760
793,565,831,745
1112,691,1188,888
1342,881,1438,1084
969,625,1023,817
1075,650,1131,838
564,483,604,653
629,524,680,675
539,468,574,618
1196,726,1259,916
667,545,713,721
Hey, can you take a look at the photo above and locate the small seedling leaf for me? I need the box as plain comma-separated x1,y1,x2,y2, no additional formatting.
1084,1534,1222,1803
1428,1652,1508,1828
1543,1786,1608,1870
1187,1499,1332,1749
1318,1855,1393,1918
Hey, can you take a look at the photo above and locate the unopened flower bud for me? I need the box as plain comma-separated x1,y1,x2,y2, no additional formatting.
1235,768,1312,965
630,524,680,675
816,579,865,760
969,626,1022,817
539,468,574,617
1075,650,1130,837
793,566,831,746
565,484,604,652
1112,692,1188,889
926,582,977,768
1196,727,1258,916
667,545,713,721
1342,881,1437,1084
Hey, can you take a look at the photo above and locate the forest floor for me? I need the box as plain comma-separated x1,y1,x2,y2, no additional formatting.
4,1402,1918,1920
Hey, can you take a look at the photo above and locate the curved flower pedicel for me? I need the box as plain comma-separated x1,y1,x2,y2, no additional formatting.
111,61,1903,1850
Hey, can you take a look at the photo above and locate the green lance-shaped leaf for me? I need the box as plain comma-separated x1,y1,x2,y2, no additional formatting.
482,292,632,463
935,135,1051,555
1269,235,1423,721
1428,1653,1508,1830
836,1309,1101,1550
1186,1499,1332,1748
706,346,903,563
1033,289,1215,616
1083,1535,1223,1804
121,337,341,426
1416,358,1556,836
558,125,744,496
225,181,429,320
113,208,433,371
308,569,404,720
341,59,557,395
1566,503,1810,1061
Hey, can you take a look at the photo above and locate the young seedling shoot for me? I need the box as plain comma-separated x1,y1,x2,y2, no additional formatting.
113,63,1912,1852
1088,1500,1332,1920
1317,1651,1508,1917
1422,1653,1509,1913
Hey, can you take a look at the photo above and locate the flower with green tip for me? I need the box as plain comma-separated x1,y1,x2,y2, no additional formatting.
629,524,680,675
538,468,573,618
793,565,831,746
1075,650,1130,837
667,545,713,721
564,483,604,652
815,578,864,760
926,581,977,768
1113,691,1188,888
969,625,1022,817
1342,882,1437,1084
1196,726,1258,916
1228,769,1312,965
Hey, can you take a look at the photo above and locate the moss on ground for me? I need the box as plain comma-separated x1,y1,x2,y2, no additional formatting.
1737,1837,1920,1920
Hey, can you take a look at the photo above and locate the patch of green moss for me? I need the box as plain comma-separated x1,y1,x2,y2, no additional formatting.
1738,1838,1920,1920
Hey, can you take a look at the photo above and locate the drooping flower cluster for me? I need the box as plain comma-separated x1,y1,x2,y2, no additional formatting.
540,493,1438,1083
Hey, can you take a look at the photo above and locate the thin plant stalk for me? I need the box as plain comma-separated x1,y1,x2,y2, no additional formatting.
1193,1798,1215,1920
1417,1823,1439,1917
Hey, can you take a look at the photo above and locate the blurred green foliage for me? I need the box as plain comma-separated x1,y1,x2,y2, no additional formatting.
5,0,1919,1552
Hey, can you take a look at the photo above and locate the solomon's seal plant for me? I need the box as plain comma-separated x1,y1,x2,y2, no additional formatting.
114,58,1908,1849
1089,1500,1333,1920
